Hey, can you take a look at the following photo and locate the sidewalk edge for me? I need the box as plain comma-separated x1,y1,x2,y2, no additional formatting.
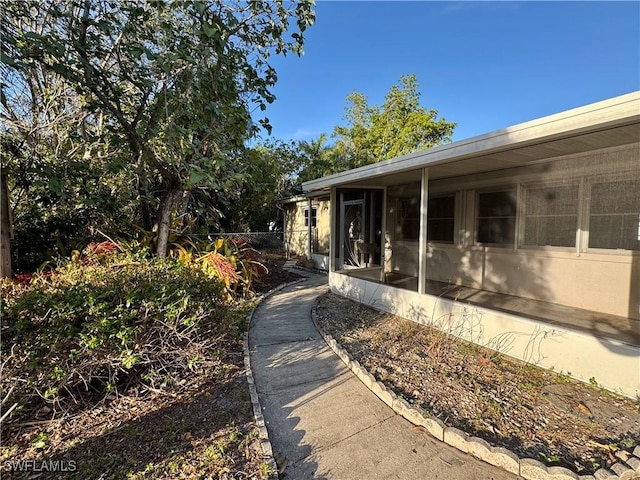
243,278,311,479
310,300,638,480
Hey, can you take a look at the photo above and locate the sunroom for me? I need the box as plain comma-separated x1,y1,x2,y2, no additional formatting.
302,92,640,399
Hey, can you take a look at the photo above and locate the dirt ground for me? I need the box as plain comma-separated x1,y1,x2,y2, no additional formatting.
314,292,640,476
252,253,304,294
0,254,302,480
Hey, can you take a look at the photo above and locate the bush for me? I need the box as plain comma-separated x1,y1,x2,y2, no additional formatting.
0,252,244,419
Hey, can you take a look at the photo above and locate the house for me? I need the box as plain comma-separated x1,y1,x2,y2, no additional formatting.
281,193,331,270
300,91,640,398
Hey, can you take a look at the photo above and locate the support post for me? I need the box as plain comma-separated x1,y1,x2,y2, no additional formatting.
418,168,429,295
307,197,313,260
330,188,337,273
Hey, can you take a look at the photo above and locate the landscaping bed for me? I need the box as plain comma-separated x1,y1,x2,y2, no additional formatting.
314,292,640,476
0,250,301,479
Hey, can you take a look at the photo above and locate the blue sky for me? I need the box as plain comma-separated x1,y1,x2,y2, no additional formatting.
260,1,640,144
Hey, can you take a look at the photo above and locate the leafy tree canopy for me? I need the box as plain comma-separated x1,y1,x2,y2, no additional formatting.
1,0,315,263
328,74,456,171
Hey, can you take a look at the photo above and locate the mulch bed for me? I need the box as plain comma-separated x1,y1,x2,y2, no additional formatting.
314,292,640,476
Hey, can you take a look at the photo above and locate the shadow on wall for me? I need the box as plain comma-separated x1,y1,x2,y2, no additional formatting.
284,204,308,257
333,274,560,367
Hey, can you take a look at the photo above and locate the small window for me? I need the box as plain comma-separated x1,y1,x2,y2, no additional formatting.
477,189,516,245
524,184,578,247
588,179,640,250
304,207,317,228
428,195,455,243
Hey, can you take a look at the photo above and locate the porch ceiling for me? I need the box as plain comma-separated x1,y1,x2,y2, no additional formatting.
302,91,640,191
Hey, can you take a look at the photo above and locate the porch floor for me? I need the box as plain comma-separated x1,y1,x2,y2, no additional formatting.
425,279,640,347
344,270,639,347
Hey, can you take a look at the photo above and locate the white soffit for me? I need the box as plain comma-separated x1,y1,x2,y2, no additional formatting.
302,91,640,191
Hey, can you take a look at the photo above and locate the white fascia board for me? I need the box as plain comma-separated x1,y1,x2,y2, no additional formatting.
302,91,640,192
278,190,330,205
278,195,308,205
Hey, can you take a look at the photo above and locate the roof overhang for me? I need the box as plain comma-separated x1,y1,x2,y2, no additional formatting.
277,190,330,205
302,91,640,192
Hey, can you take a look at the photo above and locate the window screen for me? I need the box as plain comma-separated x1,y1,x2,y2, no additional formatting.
428,195,455,243
524,184,579,247
398,197,420,240
387,183,421,241
477,190,516,245
589,179,640,250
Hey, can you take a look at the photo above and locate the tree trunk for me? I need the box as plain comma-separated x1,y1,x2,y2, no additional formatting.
1,174,13,279
155,184,182,258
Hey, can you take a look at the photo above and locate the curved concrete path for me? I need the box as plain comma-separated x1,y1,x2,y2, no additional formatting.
248,275,520,480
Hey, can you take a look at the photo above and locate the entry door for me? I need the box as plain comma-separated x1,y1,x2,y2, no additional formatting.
340,199,365,268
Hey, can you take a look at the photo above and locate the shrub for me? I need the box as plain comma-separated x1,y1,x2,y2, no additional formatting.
176,236,267,299
0,252,243,419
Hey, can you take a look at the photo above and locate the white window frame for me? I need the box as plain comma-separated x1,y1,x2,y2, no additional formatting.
474,186,518,248
304,206,317,228
582,174,640,254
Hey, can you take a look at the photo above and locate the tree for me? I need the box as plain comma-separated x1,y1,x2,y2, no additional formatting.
296,133,341,183
331,74,456,170
2,0,315,257
0,34,129,275
217,140,304,232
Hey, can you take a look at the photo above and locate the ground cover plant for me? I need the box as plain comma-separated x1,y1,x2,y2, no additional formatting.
0,241,300,479
314,293,640,476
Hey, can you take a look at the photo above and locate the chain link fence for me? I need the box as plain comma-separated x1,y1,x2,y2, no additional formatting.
187,231,285,253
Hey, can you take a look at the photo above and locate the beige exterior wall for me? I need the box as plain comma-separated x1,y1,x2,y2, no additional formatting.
315,199,331,254
330,271,640,399
384,143,640,319
283,198,331,258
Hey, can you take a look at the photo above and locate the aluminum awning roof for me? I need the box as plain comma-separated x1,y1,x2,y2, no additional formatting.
301,91,640,191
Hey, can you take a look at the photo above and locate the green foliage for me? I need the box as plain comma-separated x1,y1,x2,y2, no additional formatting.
31,432,48,450
259,461,275,479
298,74,456,180
223,141,305,231
178,237,267,299
538,451,560,465
2,0,316,257
0,250,238,414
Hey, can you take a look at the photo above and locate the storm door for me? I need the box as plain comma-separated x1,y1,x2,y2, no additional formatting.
340,198,366,268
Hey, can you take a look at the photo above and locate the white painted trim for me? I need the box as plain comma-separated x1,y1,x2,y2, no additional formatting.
302,91,640,192
307,198,313,259
418,168,429,294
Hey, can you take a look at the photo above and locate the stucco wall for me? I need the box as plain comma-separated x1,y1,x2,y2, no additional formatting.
315,199,331,254
330,271,640,399
384,143,640,319
284,201,308,257
284,198,331,258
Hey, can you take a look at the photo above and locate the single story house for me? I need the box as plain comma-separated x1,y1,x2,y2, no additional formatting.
297,91,640,398
281,193,331,270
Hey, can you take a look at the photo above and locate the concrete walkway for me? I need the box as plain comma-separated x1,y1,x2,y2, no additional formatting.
248,275,520,480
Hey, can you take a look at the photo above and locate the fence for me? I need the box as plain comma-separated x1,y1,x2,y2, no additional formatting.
187,231,285,253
